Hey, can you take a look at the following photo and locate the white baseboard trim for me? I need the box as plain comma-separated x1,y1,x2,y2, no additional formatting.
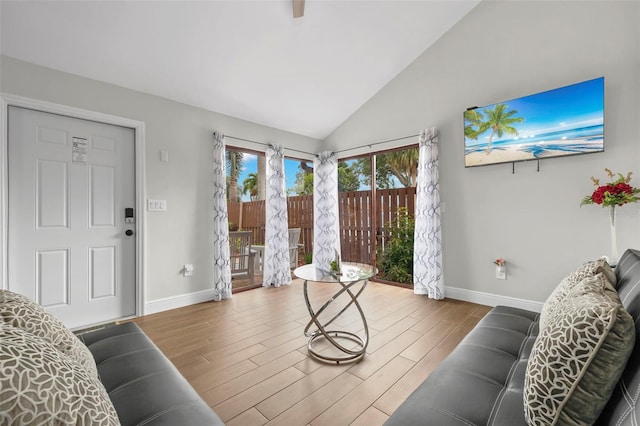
143,286,543,317
446,286,544,313
144,289,214,315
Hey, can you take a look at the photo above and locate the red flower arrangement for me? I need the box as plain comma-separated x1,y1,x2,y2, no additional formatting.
494,258,506,267
581,168,640,207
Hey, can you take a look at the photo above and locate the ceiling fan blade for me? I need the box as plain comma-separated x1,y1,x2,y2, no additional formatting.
293,0,305,18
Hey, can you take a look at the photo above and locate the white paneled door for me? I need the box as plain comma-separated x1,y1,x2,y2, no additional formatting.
8,106,136,329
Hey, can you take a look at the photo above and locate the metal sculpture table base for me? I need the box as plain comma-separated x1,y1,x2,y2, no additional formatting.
302,278,369,364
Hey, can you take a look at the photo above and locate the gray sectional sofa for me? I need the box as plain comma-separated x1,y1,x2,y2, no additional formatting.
79,322,224,425
0,290,223,425
6,251,640,425
386,248,640,425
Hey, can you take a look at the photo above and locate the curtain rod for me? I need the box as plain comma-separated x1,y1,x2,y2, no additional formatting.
222,134,316,157
333,133,420,155
217,132,420,157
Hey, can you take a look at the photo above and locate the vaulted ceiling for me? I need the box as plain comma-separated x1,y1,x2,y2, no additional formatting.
1,0,480,140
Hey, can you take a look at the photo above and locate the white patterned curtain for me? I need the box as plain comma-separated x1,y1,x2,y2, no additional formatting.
413,128,444,299
313,151,340,270
263,144,292,287
212,132,232,301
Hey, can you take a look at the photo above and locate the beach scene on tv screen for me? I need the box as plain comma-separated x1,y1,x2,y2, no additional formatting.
464,77,604,167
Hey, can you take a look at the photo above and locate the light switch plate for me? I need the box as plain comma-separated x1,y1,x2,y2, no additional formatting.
147,199,167,211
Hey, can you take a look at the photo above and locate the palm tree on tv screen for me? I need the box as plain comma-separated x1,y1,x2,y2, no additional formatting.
464,109,483,141
480,103,524,154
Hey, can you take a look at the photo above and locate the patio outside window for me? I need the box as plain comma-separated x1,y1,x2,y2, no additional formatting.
225,145,417,288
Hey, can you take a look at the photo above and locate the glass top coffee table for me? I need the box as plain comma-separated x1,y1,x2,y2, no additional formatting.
293,262,376,364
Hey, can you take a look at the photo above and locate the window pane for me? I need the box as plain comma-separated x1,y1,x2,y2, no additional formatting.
287,158,314,196
375,146,418,286
225,148,263,239
338,157,372,265
286,157,314,263
375,146,419,189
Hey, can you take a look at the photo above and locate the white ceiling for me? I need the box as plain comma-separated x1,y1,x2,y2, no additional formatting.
1,0,479,140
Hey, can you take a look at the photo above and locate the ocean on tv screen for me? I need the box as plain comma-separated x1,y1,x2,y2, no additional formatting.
464,77,604,167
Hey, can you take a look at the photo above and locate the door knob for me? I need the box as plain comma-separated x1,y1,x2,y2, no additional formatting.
125,229,134,236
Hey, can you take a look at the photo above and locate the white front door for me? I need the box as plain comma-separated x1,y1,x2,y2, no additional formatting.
8,106,136,329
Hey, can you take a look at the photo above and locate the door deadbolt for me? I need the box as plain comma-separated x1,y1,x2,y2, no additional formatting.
125,229,134,236
125,207,135,224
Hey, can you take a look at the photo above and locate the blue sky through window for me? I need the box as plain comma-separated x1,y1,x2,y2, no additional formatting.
231,152,408,201
234,153,302,201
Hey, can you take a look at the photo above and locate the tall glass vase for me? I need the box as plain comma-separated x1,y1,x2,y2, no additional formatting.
609,205,619,266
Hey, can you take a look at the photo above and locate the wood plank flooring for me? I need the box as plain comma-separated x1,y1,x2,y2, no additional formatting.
132,279,491,425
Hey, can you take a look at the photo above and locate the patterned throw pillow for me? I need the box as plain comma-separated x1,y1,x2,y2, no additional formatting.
524,273,635,425
0,324,120,425
0,290,98,378
567,258,617,287
539,258,616,329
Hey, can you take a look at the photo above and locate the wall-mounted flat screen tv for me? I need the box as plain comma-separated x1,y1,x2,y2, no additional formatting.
464,77,604,168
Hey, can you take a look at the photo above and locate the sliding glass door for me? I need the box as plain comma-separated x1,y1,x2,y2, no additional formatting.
338,146,418,287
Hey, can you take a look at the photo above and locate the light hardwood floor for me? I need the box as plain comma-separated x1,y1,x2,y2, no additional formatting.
132,279,491,425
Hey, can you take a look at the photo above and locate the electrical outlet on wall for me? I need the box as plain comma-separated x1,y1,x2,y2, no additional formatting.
183,264,193,277
495,265,506,280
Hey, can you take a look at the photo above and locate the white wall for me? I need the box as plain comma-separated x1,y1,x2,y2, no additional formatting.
0,55,322,308
325,1,640,304
1,1,638,310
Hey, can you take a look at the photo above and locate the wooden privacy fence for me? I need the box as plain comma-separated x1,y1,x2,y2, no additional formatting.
338,190,372,265
227,201,242,230
227,196,314,256
339,187,416,265
241,200,266,245
227,187,416,265
287,195,314,256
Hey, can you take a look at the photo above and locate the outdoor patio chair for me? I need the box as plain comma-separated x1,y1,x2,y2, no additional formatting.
289,228,303,269
228,231,255,286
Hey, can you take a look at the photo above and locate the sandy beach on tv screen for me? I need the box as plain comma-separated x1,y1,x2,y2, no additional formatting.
465,146,567,167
